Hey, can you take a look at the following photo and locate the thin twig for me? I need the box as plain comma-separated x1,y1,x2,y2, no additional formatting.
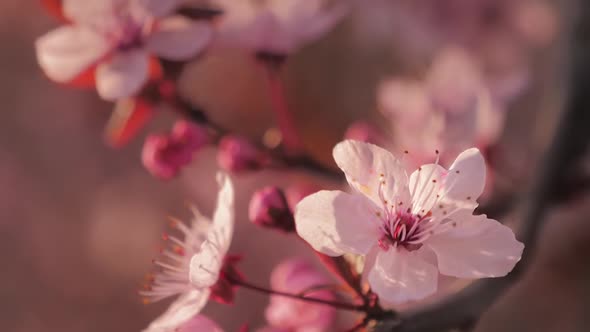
229,277,367,312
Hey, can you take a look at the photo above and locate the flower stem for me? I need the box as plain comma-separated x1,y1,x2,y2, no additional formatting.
262,61,304,155
229,276,367,312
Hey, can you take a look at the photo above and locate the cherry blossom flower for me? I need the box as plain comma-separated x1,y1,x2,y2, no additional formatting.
263,258,336,332
295,140,524,304
141,172,235,331
212,0,349,55
35,0,212,100
379,47,504,166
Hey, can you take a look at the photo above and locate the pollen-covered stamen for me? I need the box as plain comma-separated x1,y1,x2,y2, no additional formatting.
140,218,202,304
374,150,467,250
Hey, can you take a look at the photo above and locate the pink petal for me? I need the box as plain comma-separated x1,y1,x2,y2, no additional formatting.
146,16,212,60
294,190,381,256
143,290,211,332
333,140,409,207
367,247,438,304
426,215,524,278
211,173,235,252
35,26,109,83
95,50,149,101
445,148,486,206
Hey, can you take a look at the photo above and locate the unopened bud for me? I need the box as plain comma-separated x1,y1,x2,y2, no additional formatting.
142,135,186,180
217,135,266,173
171,120,210,150
249,187,295,232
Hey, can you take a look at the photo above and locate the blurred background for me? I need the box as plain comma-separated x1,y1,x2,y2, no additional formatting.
1,1,589,332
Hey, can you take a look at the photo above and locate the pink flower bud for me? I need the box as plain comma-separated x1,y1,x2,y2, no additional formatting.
171,120,210,150
344,121,384,145
249,187,295,233
265,258,336,331
142,135,180,180
217,135,266,173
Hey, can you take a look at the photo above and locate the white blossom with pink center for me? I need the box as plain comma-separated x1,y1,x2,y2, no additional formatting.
141,173,234,332
35,0,212,101
295,140,523,304
379,47,505,166
212,0,349,55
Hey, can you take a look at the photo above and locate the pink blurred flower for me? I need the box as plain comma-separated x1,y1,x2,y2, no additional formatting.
176,315,223,332
142,173,235,331
379,47,504,166
35,0,212,100
263,258,336,331
142,120,210,179
213,0,349,55
295,140,523,304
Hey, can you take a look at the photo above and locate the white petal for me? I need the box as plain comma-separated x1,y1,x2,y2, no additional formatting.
143,289,211,332
189,240,223,288
95,50,149,101
408,163,446,214
333,140,409,206
189,173,235,288
295,190,381,256
367,247,438,304
211,172,235,253
146,17,212,60
427,215,524,278
444,148,486,206
35,26,110,83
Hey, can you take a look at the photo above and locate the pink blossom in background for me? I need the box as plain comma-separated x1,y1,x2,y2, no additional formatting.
142,173,234,331
262,258,336,332
379,47,504,167
142,120,210,179
35,0,212,100
176,315,224,332
359,0,557,102
211,0,349,55
295,140,523,304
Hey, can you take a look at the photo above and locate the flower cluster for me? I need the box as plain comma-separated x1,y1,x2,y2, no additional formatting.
32,0,546,331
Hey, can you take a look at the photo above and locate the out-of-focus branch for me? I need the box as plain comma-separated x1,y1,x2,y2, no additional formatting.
375,0,590,330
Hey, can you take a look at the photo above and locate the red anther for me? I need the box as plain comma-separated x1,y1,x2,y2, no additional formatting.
161,233,169,241
173,245,185,256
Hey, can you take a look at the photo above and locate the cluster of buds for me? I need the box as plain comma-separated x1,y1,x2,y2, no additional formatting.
142,120,211,179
